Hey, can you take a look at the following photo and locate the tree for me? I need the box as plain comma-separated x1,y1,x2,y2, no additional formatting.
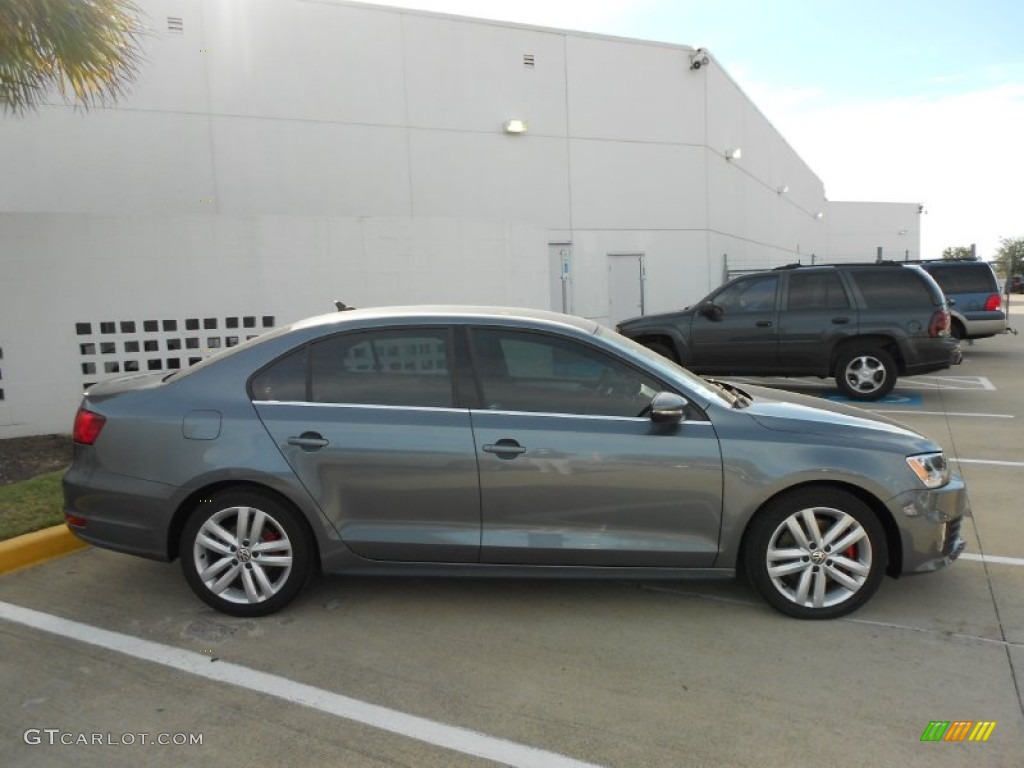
994,236,1024,280
0,0,144,115
941,245,976,260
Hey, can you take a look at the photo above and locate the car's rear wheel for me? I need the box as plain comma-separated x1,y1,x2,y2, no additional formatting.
744,489,887,619
180,489,312,616
950,320,965,340
835,345,897,400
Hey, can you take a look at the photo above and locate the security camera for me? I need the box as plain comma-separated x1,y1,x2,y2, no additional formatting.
689,49,709,70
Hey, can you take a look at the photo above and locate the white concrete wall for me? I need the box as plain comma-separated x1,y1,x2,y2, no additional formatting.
0,0,922,436
0,214,548,437
824,201,922,262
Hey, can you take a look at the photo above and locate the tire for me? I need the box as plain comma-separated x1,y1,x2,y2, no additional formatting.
743,488,887,619
835,345,897,401
950,321,965,341
645,340,679,363
180,489,313,617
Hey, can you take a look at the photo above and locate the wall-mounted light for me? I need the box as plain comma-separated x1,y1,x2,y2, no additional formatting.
725,148,742,161
503,119,528,135
814,211,825,220
777,185,789,194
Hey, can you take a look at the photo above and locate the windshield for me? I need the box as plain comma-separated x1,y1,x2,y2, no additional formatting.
594,325,735,408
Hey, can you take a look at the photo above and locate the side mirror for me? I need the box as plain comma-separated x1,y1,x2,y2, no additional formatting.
700,302,724,320
649,392,688,425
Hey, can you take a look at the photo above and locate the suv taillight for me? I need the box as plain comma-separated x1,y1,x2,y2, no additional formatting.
73,408,106,445
928,309,950,338
984,294,1001,312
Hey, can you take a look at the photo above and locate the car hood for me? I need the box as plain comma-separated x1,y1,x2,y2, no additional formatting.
736,383,931,445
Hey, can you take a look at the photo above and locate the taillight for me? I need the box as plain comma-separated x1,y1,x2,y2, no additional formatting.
928,309,950,338
984,294,1001,312
73,408,106,445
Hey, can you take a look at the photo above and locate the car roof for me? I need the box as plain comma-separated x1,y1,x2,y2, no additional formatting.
289,305,601,334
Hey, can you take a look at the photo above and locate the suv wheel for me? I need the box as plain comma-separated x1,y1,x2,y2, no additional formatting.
744,488,887,619
835,346,897,401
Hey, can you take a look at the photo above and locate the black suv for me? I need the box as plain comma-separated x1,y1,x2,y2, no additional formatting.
918,260,1006,340
617,262,961,401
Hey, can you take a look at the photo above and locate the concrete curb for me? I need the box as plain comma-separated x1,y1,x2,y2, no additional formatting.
0,525,89,576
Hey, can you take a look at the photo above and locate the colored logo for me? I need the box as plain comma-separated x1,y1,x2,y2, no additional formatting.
920,721,996,742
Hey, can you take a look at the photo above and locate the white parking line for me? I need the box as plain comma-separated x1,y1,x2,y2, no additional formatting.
0,601,604,768
910,375,996,391
955,458,1024,468
869,410,1014,418
960,553,1024,567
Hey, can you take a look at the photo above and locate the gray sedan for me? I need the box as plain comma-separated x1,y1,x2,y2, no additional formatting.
64,306,969,619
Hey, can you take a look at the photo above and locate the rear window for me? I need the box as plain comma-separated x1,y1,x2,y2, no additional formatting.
922,264,997,294
848,268,938,309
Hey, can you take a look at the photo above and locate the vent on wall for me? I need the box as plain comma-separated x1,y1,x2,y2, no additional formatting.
167,16,184,33
75,316,275,389
523,54,535,68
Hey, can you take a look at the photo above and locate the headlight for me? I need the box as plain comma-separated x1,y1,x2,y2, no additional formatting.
906,452,951,489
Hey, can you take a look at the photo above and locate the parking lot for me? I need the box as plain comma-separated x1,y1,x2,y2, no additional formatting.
1,305,1023,767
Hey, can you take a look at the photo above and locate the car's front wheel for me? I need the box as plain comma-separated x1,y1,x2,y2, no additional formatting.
180,489,313,616
835,345,897,400
744,489,887,619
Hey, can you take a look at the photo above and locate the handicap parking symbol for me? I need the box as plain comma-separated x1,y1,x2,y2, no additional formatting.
823,391,923,406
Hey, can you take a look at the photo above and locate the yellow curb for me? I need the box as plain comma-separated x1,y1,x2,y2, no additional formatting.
0,525,89,575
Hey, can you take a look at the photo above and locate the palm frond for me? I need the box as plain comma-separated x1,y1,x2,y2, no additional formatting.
0,0,145,114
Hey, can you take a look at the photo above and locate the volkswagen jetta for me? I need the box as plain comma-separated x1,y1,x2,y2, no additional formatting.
64,306,969,619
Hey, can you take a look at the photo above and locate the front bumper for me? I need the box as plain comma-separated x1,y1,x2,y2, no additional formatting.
889,475,971,575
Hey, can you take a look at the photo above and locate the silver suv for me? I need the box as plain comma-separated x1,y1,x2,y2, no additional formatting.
918,260,1007,340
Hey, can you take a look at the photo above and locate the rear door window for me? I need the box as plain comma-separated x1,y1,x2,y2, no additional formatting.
786,272,849,310
310,329,454,407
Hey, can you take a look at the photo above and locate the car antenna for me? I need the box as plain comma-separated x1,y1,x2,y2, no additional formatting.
334,300,355,312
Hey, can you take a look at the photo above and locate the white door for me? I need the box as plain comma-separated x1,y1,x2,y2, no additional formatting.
608,253,645,324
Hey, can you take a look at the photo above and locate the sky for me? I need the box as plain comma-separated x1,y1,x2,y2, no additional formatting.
359,0,1024,260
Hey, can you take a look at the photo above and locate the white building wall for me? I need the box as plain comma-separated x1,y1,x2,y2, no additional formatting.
824,201,922,262
0,214,548,436
0,0,921,437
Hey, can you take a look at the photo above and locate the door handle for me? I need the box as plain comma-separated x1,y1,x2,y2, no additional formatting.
755,320,773,327
831,317,851,325
483,439,527,458
287,432,329,451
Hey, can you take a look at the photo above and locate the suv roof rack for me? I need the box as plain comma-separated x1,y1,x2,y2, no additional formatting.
771,261,906,271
